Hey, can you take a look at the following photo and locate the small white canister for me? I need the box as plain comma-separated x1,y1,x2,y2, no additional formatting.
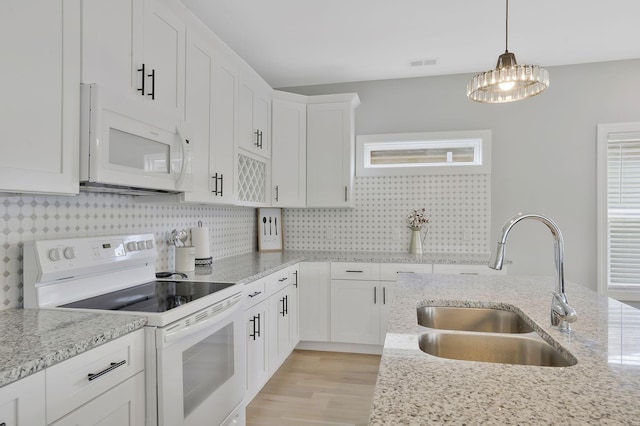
175,246,196,272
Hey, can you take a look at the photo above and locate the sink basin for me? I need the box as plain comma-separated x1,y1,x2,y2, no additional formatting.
417,306,534,333
418,332,576,367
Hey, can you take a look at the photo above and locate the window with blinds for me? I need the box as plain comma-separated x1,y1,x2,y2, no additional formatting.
597,123,640,300
356,130,491,176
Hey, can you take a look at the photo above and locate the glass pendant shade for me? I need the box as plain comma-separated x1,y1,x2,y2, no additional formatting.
467,0,549,103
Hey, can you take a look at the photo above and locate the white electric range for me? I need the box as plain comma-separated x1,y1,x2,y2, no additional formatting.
23,233,246,426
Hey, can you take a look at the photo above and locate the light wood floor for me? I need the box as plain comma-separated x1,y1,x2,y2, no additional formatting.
246,350,381,426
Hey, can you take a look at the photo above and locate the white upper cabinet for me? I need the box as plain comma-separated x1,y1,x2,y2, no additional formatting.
239,71,272,159
180,26,237,204
306,94,360,208
0,0,80,195
82,0,185,131
271,92,307,207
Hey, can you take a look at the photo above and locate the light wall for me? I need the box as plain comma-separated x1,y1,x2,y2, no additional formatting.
282,59,640,290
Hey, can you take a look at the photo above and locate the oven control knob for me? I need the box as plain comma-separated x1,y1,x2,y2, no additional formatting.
63,247,75,260
145,239,154,249
48,248,61,262
137,241,146,250
126,241,137,252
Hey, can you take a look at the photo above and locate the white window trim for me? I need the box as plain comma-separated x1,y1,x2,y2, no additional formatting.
356,130,491,176
596,122,640,302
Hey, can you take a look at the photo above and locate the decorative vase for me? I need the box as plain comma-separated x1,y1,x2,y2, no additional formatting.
409,227,423,254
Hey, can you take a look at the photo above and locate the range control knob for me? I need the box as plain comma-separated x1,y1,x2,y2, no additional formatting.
63,247,75,260
145,239,154,249
126,241,137,252
48,248,61,262
137,241,146,250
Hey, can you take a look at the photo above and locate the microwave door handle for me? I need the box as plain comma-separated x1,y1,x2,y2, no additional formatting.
175,125,190,190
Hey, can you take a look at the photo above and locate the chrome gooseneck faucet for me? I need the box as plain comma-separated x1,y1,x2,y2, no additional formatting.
489,213,577,332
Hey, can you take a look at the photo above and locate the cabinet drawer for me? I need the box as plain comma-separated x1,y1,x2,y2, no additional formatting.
331,262,379,280
432,264,506,275
269,266,294,293
245,277,267,308
379,263,429,281
45,329,144,424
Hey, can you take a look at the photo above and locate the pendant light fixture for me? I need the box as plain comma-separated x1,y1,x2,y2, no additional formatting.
467,0,549,103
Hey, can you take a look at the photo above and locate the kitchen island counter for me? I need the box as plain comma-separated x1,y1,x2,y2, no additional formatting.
370,273,640,424
0,309,146,388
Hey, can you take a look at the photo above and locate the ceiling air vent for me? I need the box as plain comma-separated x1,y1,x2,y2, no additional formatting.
408,58,437,68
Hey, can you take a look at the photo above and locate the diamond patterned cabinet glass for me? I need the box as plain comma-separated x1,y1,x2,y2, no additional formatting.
238,154,266,203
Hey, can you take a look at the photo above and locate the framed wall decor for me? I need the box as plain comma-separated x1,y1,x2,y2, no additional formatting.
257,208,283,252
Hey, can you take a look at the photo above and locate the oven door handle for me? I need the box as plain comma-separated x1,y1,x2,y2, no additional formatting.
161,297,242,346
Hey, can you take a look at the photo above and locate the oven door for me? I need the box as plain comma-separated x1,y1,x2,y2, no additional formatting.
156,295,245,426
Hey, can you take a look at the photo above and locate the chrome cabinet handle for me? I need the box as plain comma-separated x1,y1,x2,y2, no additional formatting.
344,186,347,202
346,270,363,273
374,287,377,304
383,286,386,304
275,185,279,202
87,360,126,381
293,271,298,288
278,277,288,282
248,291,262,298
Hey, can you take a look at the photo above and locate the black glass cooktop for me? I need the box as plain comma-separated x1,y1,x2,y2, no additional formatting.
61,280,235,313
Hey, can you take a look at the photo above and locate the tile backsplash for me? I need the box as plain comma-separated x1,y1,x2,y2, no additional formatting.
0,192,256,309
284,174,491,253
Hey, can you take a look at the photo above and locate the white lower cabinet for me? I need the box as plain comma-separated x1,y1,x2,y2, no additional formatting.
0,371,45,426
50,372,145,426
299,262,331,342
45,329,145,425
244,264,299,403
244,277,269,403
330,279,381,345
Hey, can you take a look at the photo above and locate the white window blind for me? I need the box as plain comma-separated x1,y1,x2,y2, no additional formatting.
600,125,640,297
607,132,640,287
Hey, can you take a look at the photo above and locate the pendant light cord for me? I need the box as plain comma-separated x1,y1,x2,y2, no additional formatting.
505,0,509,53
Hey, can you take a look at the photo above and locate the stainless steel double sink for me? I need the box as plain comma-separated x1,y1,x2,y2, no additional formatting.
416,306,577,367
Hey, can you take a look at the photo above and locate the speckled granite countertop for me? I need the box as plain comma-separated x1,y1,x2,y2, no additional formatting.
0,309,146,389
370,273,640,424
181,250,492,284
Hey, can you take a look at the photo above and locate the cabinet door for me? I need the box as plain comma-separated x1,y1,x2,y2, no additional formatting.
81,0,142,101
181,28,215,203
307,102,355,207
268,285,292,375
238,75,271,158
51,372,144,426
0,371,45,426
330,280,380,345
299,262,331,342
289,267,300,348
0,0,80,195
245,300,269,402
142,0,185,122
379,281,396,343
271,99,307,207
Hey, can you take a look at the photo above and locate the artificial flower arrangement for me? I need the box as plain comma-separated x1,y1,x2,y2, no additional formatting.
407,208,430,230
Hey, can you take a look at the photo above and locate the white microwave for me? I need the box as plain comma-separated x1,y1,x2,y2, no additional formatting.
80,83,192,195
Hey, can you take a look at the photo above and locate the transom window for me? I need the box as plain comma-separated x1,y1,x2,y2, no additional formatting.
356,130,491,176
